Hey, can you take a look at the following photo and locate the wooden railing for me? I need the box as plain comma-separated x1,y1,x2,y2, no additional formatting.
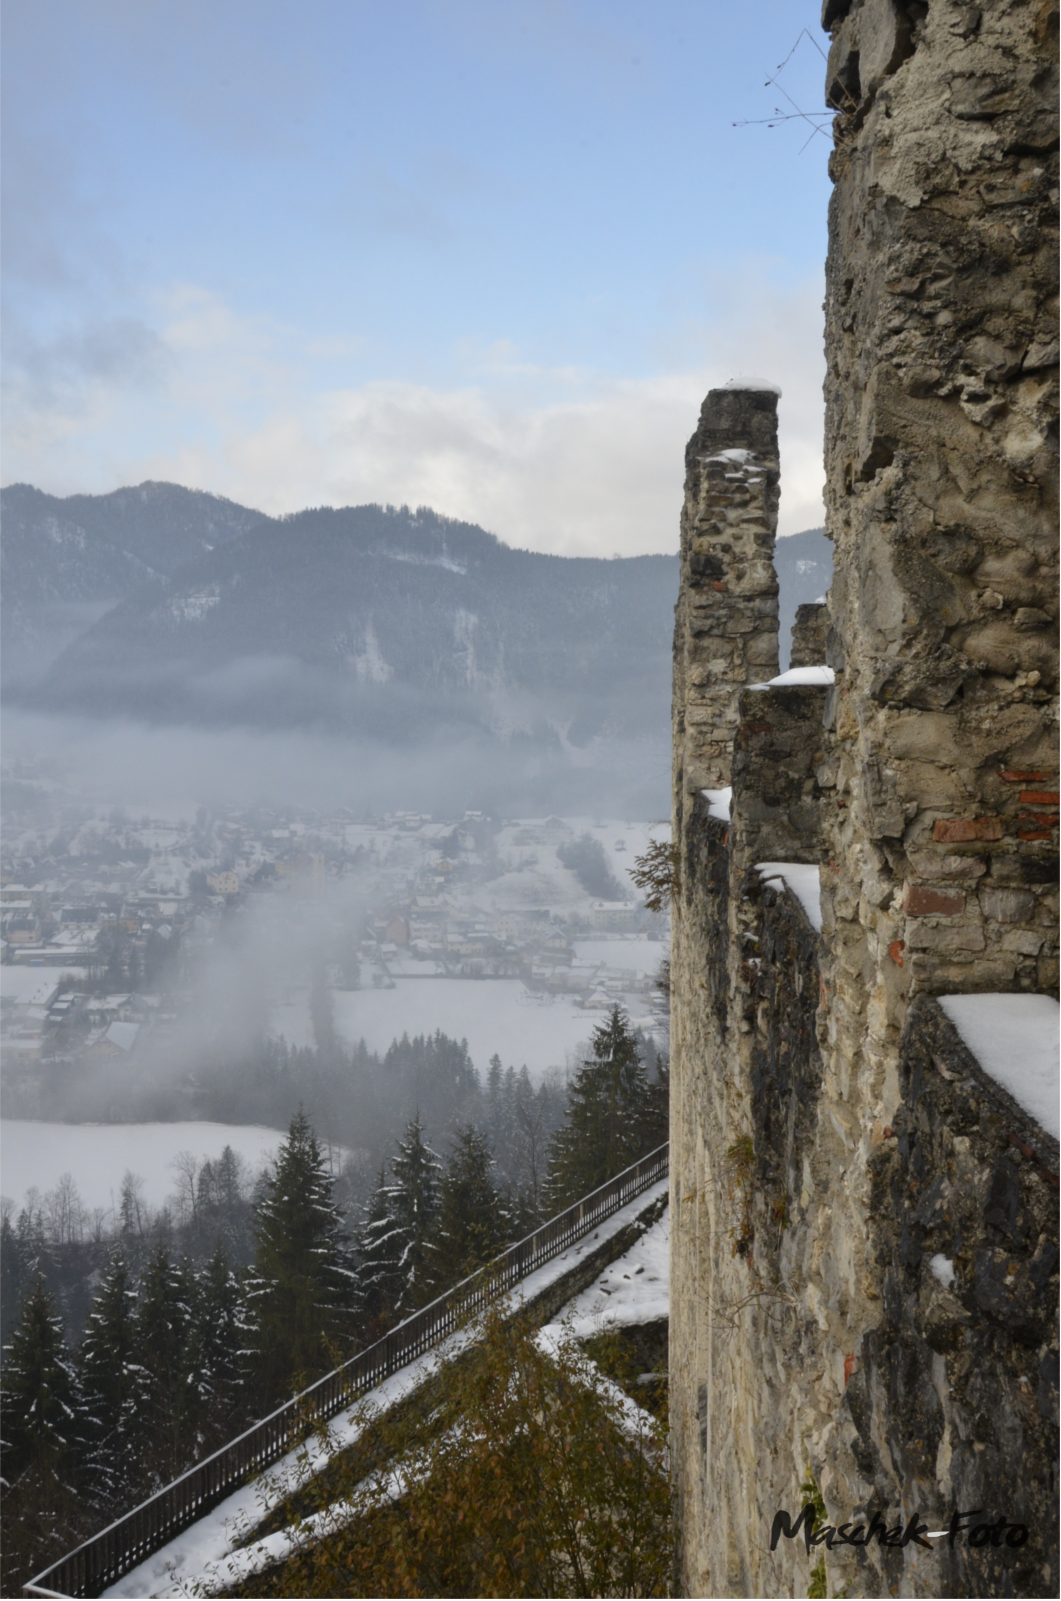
25,1142,669,1599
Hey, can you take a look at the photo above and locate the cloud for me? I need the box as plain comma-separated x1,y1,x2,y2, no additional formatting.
2,270,825,553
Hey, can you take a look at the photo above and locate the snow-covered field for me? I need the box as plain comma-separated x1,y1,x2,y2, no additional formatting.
271,973,662,1080
334,982,598,1078
0,1120,291,1213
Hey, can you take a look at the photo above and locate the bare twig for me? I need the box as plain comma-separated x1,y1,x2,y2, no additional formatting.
732,27,833,145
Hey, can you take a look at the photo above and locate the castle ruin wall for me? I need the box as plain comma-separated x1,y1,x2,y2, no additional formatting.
670,4,1058,1590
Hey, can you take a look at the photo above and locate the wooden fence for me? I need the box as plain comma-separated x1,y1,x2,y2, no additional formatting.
24,1142,669,1598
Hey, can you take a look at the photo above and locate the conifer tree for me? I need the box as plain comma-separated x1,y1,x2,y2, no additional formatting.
0,1280,87,1598
0,1278,77,1481
185,1243,247,1453
357,1116,442,1324
642,1049,670,1151
424,1126,508,1296
246,1108,356,1408
0,1205,29,1348
546,1005,652,1209
356,1164,403,1330
77,1252,140,1505
133,1244,193,1484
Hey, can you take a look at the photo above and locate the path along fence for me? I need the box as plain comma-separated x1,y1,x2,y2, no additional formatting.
25,1141,669,1599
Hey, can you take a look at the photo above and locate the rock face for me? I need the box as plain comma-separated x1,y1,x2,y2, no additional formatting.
669,3,1059,1595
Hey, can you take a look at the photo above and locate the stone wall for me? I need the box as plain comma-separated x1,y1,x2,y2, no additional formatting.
669,3,1058,1592
672,385,781,801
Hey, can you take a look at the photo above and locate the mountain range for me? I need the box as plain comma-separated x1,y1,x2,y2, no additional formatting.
2,482,831,761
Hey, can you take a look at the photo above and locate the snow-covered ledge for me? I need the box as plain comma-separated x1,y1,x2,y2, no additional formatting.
937,992,1059,1143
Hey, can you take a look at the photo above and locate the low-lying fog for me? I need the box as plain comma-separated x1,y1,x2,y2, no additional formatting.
1,705,671,1219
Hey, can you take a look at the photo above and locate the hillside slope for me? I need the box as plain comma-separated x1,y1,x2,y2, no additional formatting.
29,505,682,745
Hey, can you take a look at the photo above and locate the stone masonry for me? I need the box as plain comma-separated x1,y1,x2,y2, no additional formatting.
672,384,781,799
669,3,1059,1595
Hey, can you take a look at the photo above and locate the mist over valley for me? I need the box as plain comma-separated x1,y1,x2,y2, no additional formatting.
1,479,828,1329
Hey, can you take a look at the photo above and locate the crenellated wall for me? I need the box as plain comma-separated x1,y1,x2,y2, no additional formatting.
669,4,1058,1591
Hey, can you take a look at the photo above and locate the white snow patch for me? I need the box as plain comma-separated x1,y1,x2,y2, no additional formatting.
748,665,835,689
755,863,823,933
168,591,220,623
103,1179,669,1598
721,376,782,396
0,1121,290,1213
702,447,755,465
937,993,1060,1141
543,1207,670,1339
379,549,467,575
928,1254,956,1289
701,787,732,823
348,621,393,684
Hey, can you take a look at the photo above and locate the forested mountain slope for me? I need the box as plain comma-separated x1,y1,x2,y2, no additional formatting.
9,498,830,743
26,504,681,745
1,481,264,605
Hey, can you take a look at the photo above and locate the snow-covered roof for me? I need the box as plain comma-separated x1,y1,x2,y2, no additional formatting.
104,1020,140,1052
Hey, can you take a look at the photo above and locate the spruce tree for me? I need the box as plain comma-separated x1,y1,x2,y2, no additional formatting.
133,1244,193,1484
246,1108,356,1408
357,1116,442,1325
0,1280,86,1598
356,1164,403,1331
0,1206,28,1349
424,1127,508,1296
545,1005,652,1209
77,1252,140,1506
185,1244,247,1453
0,1278,77,1481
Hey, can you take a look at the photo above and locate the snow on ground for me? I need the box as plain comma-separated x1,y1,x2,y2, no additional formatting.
103,1178,669,1599
329,982,598,1080
755,862,823,933
491,818,667,911
542,1207,669,1340
937,993,1060,1141
0,1121,292,1213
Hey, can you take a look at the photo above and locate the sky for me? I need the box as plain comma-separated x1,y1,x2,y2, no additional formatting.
1,0,833,555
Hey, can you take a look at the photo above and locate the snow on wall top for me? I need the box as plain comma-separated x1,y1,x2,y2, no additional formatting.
755,862,823,934
720,377,783,396
701,787,732,823
748,665,835,690
937,993,1060,1142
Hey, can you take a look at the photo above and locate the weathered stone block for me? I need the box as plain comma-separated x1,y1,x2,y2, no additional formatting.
979,885,1036,923
790,601,830,669
905,921,986,951
906,850,986,879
